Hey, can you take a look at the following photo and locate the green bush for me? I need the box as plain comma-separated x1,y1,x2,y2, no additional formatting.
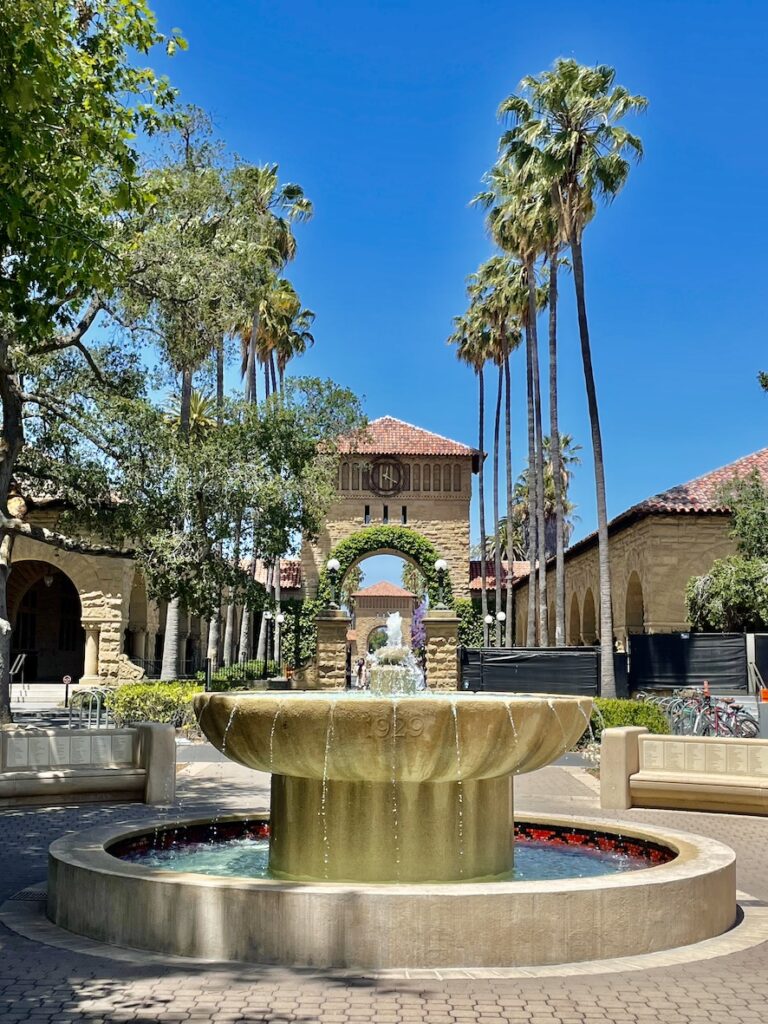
106,681,202,730
454,598,484,648
587,697,670,743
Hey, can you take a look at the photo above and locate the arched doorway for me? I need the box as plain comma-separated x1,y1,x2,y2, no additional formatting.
320,525,450,608
367,625,389,653
8,560,85,681
568,593,581,646
625,572,645,635
582,588,597,645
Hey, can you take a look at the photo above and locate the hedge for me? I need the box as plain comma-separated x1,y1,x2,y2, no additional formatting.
106,681,203,730
586,697,670,743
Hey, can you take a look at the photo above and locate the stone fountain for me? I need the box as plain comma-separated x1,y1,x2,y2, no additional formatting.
45,610,737,968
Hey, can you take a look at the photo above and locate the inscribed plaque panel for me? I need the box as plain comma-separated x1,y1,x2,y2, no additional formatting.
726,746,749,776
91,735,112,765
641,739,664,770
749,746,768,777
663,742,686,772
69,736,92,765
111,734,133,765
50,736,71,765
28,736,50,767
5,736,29,768
685,743,706,773
705,744,727,774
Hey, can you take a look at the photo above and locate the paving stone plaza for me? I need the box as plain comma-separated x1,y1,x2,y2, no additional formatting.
2,755,768,1024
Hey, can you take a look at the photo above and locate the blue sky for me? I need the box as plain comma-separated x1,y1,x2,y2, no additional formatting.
151,0,767,583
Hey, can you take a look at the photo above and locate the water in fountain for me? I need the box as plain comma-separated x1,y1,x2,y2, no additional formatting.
368,611,426,696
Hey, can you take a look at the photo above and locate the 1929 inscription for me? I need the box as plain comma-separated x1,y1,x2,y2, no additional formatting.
366,714,424,739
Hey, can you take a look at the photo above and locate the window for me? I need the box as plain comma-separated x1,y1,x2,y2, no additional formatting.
412,464,420,491
423,464,431,491
351,462,360,490
401,505,407,525
362,464,370,490
340,462,350,490
453,464,462,491
402,463,411,491
364,505,371,525
383,505,389,524
433,465,441,491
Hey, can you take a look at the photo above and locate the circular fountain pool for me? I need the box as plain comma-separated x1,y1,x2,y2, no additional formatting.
111,818,675,883
47,812,736,969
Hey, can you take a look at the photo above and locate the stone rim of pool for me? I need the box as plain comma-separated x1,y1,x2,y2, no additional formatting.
47,812,736,969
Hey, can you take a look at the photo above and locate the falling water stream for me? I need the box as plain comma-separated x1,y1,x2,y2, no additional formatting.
320,704,335,876
451,700,465,876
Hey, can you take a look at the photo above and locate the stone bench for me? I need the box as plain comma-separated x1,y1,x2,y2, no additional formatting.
0,723,175,807
600,727,768,815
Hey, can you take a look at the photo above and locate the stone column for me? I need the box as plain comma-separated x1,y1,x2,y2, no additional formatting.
424,610,460,690
82,624,100,683
146,631,157,666
132,627,147,661
315,610,351,690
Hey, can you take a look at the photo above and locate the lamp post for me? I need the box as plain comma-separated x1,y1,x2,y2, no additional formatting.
275,611,285,670
433,558,449,611
484,613,493,648
262,610,273,680
496,609,506,649
326,558,341,610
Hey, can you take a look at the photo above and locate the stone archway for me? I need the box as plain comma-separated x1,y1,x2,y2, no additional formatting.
568,593,581,646
582,588,597,645
8,560,85,681
319,525,451,608
625,571,645,635
315,526,458,690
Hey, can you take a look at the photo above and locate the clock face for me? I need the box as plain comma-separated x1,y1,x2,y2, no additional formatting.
369,458,404,496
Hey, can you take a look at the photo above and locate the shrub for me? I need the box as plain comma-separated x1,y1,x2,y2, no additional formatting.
454,598,484,648
106,681,202,730
586,697,670,743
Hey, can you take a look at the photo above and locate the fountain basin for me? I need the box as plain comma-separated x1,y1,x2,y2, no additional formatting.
47,813,737,969
193,691,592,882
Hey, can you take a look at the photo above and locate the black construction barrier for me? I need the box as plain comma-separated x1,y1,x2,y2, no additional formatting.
627,633,747,692
459,646,600,696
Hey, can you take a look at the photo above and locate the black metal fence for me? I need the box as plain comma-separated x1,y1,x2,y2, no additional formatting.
627,633,747,692
459,634,749,695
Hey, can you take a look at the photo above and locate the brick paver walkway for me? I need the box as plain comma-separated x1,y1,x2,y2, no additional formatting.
1,757,767,1023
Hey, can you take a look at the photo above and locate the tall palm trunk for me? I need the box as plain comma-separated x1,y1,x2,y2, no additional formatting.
570,235,615,694
256,563,273,662
160,596,182,680
524,323,537,647
223,518,242,666
269,351,278,395
206,607,220,667
548,250,565,646
263,360,271,400
237,537,259,662
526,259,548,647
477,367,490,645
492,362,503,646
216,336,225,426
274,558,282,668
161,365,193,680
503,352,514,646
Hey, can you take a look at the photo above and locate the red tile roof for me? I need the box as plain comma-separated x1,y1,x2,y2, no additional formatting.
529,447,768,574
248,558,303,591
339,416,478,461
630,447,768,515
353,580,416,599
469,560,530,589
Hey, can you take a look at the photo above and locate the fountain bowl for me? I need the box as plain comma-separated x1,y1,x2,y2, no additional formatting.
193,691,592,882
47,812,737,969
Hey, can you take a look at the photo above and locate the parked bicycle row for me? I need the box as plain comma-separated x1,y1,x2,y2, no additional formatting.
637,686,759,738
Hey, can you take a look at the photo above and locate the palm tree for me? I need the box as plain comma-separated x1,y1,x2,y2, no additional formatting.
465,257,523,646
448,307,493,644
498,60,646,690
165,389,217,440
475,170,551,646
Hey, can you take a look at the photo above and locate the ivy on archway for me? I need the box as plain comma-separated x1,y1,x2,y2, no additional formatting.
317,525,452,607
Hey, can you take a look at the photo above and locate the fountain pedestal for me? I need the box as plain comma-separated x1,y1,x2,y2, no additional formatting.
270,774,514,882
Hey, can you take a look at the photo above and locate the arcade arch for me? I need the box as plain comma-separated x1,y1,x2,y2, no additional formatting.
582,588,597,645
